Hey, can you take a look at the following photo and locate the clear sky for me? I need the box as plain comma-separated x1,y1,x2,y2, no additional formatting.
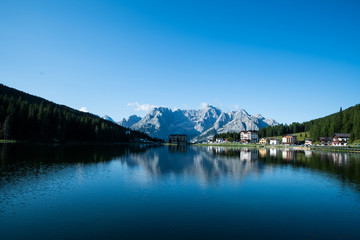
1,0,359,123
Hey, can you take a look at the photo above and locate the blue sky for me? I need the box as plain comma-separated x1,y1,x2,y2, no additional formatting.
1,0,359,123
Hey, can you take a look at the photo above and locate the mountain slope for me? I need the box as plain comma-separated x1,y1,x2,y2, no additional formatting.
120,105,278,142
259,104,360,142
119,115,142,128
0,84,154,142
102,115,117,124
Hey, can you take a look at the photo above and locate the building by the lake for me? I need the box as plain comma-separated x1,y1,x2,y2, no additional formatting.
305,139,312,146
259,138,270,145
240,130,258,143
332,133,350,146
269,138,280,145
169,134,187,144
282,135,297,144
318,134,350,146
319,137,332,146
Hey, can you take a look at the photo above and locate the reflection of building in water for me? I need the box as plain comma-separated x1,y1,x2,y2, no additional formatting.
119,146,360,188
282,149,294,161
259,148,267,158
270,148,278,157
210,146,226,155
76,163,84,183
240,150,251,161
122,146,265,185
240,149,258,162
330,152,349,166
168,144,187,152
304,150,312,158
207,147,259,162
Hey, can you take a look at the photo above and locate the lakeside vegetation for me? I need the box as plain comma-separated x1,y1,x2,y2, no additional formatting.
214,131,310,143
0,84,159,143
194,142,360,153
265,131,310,142
259,104,360,142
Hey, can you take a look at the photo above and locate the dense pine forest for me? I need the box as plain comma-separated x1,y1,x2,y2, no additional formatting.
258,105,360,142
0,84,157,142
213,105,360,143
212,132,240,142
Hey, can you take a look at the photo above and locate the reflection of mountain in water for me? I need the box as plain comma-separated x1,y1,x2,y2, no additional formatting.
124,146,360,188
120,146,264,183
1,144,360,189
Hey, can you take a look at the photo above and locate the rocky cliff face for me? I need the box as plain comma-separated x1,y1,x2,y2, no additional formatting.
118,115,142,128
119,105,278,142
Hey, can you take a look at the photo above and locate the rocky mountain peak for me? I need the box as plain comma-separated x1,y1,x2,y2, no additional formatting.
118,106,278,142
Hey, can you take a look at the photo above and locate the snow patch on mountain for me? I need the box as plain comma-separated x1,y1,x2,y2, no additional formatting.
102,115,117,124
118,105,279,142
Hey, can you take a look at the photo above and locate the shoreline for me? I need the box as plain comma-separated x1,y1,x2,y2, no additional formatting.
193,143,360,153
0,139,162,145
2,141,360,153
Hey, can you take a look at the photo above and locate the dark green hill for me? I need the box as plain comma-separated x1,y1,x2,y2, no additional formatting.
259,104,360,142
0,84,156,142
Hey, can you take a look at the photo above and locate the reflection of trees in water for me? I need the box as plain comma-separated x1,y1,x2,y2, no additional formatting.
257,148,360,190
1,144,360,189
211,147,360,192
0,143,149,185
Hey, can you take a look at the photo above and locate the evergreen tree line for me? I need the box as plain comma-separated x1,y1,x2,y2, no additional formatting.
213,132,240,142
0,84,156,142
258,105,360,142
258,122,307,139
213,105,360,143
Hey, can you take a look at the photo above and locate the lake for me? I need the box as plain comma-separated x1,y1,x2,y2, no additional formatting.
1,143,360,240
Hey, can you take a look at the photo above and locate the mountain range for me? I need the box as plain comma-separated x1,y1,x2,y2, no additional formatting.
117,105,278,142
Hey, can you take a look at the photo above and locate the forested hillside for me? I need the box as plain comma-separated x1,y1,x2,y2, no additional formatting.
259,105,360,142
0,84,155,142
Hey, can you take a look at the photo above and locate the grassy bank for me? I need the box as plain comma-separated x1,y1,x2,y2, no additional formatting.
265,131,310,142
310,145,360,153
193,142,360,153
194,143,288,149
0,139,16,143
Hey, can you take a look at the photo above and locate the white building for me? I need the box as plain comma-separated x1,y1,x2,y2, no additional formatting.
305,139,312,146
240,131,258,143
332,133,350,146
269,138,280,145
282,135,297,144
216,138,224,143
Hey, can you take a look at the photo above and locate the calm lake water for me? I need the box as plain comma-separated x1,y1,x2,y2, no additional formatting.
1,144,360,240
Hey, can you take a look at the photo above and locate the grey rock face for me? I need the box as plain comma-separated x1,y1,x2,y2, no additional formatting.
118,105,278,142
118,115,142,128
